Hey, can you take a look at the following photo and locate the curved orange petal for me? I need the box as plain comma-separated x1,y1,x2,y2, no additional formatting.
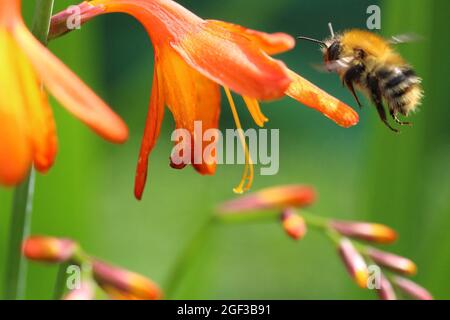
0,28,31,185
92,0,291,101
172,20,290,101
159,45,221,176
12,23,128,143
207,20,295,55
15,42,57,172
135,57,165,200
286,69,359,128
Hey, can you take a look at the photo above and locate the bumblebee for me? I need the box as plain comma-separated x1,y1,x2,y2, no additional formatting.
298,24,423,132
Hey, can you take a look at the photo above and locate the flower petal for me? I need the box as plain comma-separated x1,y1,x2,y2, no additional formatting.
13,23,128,143
172,20,291,101
206,20,295,55
159,45,220,176
242,96,268,127
286,69,359,128
15,40,57,172
94,0,291,100
135,58,165,200
0,28,31,185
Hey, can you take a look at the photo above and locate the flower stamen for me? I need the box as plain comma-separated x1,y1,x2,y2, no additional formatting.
224,87,254,194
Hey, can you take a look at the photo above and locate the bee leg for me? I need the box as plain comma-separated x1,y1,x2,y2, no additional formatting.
390,109,412,126
345,81,363,109
375,102,399,133
367,76,399,133
343,65,365,108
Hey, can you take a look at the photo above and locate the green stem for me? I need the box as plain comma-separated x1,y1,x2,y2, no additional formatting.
300,211,329,229
164,218,213,299
31,0,55,45
3,0,54,300
53,262,69,300
4,170,35,300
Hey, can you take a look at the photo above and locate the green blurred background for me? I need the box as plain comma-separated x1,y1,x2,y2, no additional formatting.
1,0,449,299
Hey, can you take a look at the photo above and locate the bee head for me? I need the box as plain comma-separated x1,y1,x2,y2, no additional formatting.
297,23,342,71
324,41,342,63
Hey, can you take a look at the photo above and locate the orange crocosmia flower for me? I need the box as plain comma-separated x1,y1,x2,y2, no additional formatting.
0,0,128,186
52,0,358,199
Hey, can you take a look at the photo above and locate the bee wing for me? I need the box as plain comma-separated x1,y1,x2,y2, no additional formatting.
389,33,423,45
311,63,330,73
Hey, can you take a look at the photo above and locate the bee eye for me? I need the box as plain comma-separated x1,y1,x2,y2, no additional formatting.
327,42,341,61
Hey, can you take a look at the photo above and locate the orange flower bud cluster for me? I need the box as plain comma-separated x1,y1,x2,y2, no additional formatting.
219,185,432,300
23,236,162,300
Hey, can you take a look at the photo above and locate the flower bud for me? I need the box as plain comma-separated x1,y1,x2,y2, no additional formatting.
49,2,106,40
92,260,163,300
330,221,397,244
366,248,417,275
219,185,316,213
64,281,95,300
377,274,397,300
280,208,307,240
338,238,369,288
23,236,77,263
392,276,433,300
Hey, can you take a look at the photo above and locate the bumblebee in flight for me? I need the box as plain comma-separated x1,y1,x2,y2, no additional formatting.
298,24,423,132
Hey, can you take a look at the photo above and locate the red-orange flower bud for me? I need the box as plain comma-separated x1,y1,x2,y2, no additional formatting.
281,208,307,240
338,238,369,288
330,220,397,244
377,274,397,300
219,185,316,213
63,281,95,300
367,248,417,276
22,236,77,263
392,276,433,300
92,260,163,300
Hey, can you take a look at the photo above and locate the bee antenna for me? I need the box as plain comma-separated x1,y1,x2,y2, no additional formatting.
296,36,327,46
328,22,335,38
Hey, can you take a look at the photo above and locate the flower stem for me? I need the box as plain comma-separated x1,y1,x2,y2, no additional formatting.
3,170,35,300
3,0,54,300
164,218,213,299
53,262,69,300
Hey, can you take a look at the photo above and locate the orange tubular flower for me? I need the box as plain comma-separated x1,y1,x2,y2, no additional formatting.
51,0,358,199
0,0,128,186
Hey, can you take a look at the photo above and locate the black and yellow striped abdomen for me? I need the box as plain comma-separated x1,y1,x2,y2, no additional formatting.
376,67,423,116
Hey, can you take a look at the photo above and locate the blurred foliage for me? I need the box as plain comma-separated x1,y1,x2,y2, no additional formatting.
0,0,448,299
